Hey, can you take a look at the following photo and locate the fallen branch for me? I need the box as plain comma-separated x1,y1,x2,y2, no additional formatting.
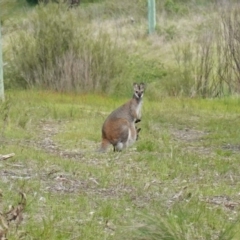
0,192,26,239
0,153,15,161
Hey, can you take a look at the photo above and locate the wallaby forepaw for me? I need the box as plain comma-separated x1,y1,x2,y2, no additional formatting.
135,119,141,123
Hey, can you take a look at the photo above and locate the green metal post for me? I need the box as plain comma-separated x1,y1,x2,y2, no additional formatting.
0,21,4,101
148,0,156,34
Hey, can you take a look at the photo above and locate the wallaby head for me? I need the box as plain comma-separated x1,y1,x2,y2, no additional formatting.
133,82,145,100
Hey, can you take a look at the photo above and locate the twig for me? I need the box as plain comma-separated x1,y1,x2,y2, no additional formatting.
0,153,15,161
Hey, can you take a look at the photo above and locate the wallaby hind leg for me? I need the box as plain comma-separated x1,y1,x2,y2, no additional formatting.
114,122,141,151
112,123,129,152
114,125,140,151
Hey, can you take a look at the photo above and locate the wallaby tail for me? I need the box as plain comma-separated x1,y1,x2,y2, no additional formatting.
98,138,110,153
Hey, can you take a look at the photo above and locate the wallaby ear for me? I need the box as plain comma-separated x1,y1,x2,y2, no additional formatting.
137,128,141,133
133,82,138,89
139,82,145,90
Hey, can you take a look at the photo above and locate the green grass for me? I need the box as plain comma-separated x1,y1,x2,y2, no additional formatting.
1,90,240,239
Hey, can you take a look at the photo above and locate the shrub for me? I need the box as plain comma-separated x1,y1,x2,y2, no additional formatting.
5,2,131,94
160,2,240,98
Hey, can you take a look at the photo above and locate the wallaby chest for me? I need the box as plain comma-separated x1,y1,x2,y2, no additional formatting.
135,100,142,119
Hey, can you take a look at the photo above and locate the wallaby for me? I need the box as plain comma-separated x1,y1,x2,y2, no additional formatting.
100,83,145,152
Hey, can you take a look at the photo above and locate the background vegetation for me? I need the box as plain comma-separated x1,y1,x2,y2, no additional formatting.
3,0,240,98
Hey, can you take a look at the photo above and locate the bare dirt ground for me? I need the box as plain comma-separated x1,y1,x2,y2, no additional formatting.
171,127,216,157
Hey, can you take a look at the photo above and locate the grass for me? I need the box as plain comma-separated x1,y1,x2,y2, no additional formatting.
1,0,240,239
1,90,240,239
